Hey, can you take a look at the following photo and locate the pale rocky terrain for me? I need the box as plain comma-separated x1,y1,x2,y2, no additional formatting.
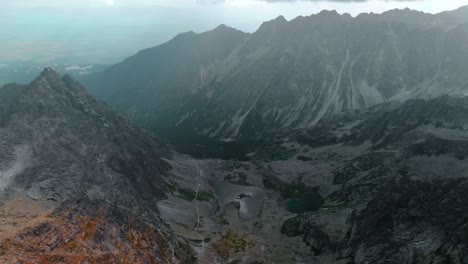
156,96,468,263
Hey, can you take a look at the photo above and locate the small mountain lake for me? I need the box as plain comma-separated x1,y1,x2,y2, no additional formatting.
285,191,324,214
212,181,266,220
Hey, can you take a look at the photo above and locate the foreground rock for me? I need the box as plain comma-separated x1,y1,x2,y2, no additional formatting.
0,69,194,263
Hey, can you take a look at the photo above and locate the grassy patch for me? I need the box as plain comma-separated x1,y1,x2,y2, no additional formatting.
166,180,215,202
263,171,318,199
175,188,197,201
175,188,214,202
196,191,215,202
223,230,255,253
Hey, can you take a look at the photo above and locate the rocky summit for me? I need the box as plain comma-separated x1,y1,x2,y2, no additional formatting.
0,68,193,263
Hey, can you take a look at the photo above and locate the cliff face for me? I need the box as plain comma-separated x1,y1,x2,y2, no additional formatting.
0,69,194,263
138,95,468,263
84,6,468,146
272,96,468,263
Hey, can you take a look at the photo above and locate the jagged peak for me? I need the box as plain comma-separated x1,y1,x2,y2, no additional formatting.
40,67,61,79
256,15,289,33
274,15,287,23
450,4,468,14
294,9,350,23
317,9,340,16
203,24,247,36
34,67,66,90
33,68,85,94
264,15,288,25
214,24,233,31
381,7,429,16
170,31,197,42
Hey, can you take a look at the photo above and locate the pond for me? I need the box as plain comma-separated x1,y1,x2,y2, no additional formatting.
212,181,266,220
285,191,324,214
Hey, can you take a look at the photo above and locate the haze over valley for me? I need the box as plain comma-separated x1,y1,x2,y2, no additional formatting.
1,1,468,263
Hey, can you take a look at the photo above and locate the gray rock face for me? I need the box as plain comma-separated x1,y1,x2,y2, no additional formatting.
0,69,194,262
0,68,172,206
275,96,468,263
84,6,468,146
141,95,468,263
3,72,467,263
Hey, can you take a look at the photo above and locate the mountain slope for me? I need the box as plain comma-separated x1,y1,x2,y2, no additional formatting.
0,68,193,263
255,95,468,263
149,95,468,263
85,25,248,136
84,6,468,153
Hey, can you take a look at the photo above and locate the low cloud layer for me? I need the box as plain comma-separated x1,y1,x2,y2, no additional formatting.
202,0,419,3
1,0,466,64
264,0,418,2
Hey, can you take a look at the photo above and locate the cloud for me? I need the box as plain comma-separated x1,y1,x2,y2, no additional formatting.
0,41,67,62
264,0,416,2
202,0,419,3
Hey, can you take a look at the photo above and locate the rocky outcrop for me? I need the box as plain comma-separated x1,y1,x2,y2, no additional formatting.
0,69,194,263
277,96,468,263
0,198,194,264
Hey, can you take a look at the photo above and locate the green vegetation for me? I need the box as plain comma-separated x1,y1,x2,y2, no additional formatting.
175,188,215,202
223,230,255,253
175,188,197,201
196,191,215,202
165,180,178,193
263,171,318,199
168,181,215,202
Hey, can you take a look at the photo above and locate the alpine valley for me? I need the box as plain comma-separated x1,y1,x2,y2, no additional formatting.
1,5,468,264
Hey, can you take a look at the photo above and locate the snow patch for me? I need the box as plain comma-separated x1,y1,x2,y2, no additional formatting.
224,83,268,140
310,50,350,125
176,112,191,127
0,145,32,192
65,65,95,75
356,80,385,107
209,120,226,138
65,65,94,71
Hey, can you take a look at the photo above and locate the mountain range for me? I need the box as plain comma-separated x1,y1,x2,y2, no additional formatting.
84,6,468,155
2,5,468,264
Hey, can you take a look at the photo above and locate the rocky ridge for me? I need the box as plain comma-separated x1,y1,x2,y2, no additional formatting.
84,6,468,151
0,69,194,263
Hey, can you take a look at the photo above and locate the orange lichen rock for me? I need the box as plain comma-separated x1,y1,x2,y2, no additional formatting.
211,229,255,261
0,199,194,264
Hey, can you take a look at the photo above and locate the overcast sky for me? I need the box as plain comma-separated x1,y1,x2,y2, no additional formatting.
1,0,467,64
